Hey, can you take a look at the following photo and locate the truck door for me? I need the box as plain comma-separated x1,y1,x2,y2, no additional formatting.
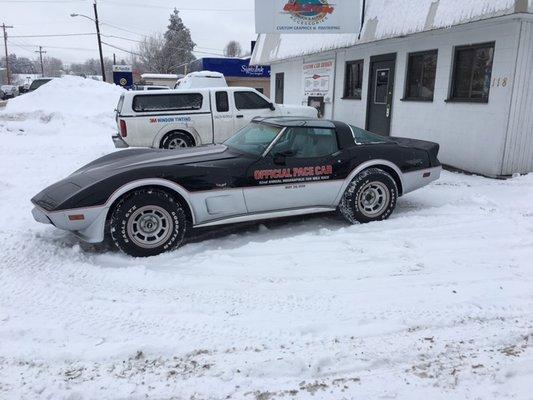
233,90,275,131
211,90,236,143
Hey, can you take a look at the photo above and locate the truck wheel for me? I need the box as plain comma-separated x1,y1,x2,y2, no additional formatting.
339,168,398,224
110,188,189,257
160,132,195,149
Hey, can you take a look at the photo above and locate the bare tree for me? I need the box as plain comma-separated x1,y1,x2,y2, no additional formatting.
224,40,243,58
30,56,64,77
136,33,167,73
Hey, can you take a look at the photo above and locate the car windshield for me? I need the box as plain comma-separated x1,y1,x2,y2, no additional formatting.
350,125,392,144
29,79,51,91
224,123,282,156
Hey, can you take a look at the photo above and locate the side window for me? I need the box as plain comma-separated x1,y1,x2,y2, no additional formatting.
450,42,495,103
404,50,438,101
132,93,203,112
216,91,229,112
270,127,339,158
275,73,284,103
343,60,364,99
234,91,271,110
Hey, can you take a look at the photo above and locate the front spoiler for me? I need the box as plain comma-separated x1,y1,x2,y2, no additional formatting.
31,204,109,243
112,134,129,149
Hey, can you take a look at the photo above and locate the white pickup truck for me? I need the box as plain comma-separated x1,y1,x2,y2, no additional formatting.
112,87,318,149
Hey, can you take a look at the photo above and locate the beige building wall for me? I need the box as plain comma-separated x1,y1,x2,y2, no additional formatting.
226,77,271,98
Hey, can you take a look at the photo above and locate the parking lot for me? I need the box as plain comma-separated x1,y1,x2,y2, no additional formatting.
0,77,532,400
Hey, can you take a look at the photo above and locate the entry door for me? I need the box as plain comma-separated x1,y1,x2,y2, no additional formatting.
367,54,396,136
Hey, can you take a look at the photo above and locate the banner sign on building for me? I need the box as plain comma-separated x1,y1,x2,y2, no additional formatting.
303,59,335,100
255,0,362,34
113,65,133,89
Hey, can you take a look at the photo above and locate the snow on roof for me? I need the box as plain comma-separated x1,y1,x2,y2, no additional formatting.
185,71,225,78
252,0,525,64
141,73,180,79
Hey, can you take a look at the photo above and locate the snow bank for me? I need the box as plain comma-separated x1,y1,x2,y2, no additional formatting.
3,75,124,119
0,75,124,147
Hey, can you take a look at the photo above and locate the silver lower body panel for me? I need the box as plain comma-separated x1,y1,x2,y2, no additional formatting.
402,166,442,195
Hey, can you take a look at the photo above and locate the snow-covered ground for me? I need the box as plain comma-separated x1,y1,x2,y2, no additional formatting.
0,77,532,400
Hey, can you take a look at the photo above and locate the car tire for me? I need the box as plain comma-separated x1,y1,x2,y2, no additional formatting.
339,168,398,224
160,132,195,149
110,188,189,257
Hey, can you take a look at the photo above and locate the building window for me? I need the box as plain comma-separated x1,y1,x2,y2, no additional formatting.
343,60,364,99
275,73,284,104
404,50,438,101
450,42,495,103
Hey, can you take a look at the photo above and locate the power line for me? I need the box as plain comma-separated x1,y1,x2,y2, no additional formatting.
10,33,95,38
98,1,254,12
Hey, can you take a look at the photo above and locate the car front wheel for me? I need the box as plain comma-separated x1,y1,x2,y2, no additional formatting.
110,188,188,257
339,168,398,224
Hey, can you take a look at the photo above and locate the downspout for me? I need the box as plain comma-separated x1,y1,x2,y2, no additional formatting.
358,0,366,40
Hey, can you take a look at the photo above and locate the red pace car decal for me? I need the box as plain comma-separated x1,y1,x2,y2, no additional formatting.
254,165,333,185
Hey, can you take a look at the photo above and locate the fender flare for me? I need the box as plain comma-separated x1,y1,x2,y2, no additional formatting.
152,126,202,148
105,178,197,225
75,179,197,243
333,160,404,205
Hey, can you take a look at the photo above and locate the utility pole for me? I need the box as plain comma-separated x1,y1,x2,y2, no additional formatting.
1,23,14,85
113,53,116,65
93,0,106,82
35,46,47,77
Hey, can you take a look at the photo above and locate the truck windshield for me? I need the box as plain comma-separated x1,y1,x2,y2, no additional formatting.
29,79,52,91
224,123,282,156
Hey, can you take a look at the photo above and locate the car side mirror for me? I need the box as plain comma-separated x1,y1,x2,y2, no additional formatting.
273,150,295,165
269,103,276,111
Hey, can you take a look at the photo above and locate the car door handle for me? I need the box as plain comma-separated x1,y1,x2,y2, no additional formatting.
236,115,244,118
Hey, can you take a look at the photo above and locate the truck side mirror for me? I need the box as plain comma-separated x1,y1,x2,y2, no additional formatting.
269,103,276,111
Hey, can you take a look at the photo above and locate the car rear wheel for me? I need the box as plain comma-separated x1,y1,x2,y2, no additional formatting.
110,188,189,257
160,132,195,149
339,168,398,224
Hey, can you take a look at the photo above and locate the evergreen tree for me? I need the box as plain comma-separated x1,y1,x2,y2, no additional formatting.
162,8,196,73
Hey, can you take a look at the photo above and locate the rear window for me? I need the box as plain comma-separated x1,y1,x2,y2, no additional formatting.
350,125,392,144
132,93,203,112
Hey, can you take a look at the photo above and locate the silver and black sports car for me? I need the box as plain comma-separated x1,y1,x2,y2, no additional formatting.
32,117,441,257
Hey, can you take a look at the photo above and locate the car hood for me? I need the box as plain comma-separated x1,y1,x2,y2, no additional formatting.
32,144,237,211
74,144,231,176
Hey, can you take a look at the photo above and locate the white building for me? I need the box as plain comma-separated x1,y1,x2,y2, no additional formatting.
251,0,533,177
140,73,182,88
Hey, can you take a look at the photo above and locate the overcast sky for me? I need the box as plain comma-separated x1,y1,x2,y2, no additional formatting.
1,0,256,64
